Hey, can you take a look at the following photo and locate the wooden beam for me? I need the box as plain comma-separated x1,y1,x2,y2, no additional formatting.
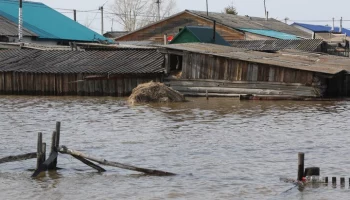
0,153,36,164
58,146,176,176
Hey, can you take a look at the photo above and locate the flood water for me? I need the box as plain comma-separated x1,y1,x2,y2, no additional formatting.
0,96,350,200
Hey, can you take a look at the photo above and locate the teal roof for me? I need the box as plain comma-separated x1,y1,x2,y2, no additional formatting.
170,26,230,46
239,28,299,40
0,0,112,43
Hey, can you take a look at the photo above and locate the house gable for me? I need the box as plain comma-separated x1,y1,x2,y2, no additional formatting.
116,12,245,42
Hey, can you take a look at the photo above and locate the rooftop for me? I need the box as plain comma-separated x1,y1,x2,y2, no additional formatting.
229,39,324,52
188,10,310,39
170,26,230,46
293,23,350,36
0,1,111,43
160,43,350,75
0,15,37,37
0,49,164,74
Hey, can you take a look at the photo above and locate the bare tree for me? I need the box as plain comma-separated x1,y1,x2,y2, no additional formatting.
111,0,176,32
223,1,238,15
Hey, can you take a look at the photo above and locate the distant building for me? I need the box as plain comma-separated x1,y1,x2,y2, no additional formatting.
292,23,350,57
0,1,112,45
169,26,230,46
103,31,129,39
116,10,309,43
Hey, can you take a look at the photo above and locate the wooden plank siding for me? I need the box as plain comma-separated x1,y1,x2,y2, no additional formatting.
116,12,245,42
180,52,316,85
0,73,163,96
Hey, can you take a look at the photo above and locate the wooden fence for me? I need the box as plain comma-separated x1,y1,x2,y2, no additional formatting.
0,72,163,96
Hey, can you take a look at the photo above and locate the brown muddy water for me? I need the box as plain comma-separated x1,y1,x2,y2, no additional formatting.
0,96,350,200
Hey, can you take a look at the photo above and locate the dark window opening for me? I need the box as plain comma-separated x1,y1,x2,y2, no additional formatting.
169,54,183,78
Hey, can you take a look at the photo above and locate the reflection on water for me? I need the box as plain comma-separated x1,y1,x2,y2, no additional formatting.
0,96,350,200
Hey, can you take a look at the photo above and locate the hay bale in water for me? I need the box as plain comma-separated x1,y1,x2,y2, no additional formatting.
128,81,185,105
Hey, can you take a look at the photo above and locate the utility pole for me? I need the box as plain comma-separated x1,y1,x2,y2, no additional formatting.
264,0,267,18
206,0,209,16
19,0,23,42
99,6,104,35
156,0,161,21
73,9,77,21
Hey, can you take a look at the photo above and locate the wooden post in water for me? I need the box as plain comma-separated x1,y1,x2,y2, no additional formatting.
55,122,61,148
297,152,304,181
47,131,57,170
332,177,337,185
325,177,328,184
42,143,46,163
340,177,345,186
36,132,43,170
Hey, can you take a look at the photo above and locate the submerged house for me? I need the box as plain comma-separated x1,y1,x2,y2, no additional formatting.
115,10,309,43
0,48,163,96
0,1,111,45
159,43,350,99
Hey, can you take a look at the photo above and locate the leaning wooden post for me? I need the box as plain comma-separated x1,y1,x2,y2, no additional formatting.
42,143,46,164
47,131,57,170
297,152,304,181
55,122,61,149
36,132,43,170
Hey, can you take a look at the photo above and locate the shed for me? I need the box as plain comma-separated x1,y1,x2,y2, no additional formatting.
169,26,230,46
159,43,350,99
0,48,164,96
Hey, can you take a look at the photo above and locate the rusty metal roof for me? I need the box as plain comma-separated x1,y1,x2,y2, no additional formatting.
0,16,37,37
0,49,164,74
160,43,350,75
229,39,324,52
188,10,310,39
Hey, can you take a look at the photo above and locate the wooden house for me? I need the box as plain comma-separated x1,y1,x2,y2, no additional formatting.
116,10,310,43
159,43,350,99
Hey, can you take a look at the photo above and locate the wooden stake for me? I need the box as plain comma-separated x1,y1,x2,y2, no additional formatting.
297,152,304,181
332,177,336,185
0,153,36,164
42,143,46,164
340,177,345,186
47,131,57,170
325,177,328,184
58,146,176,176
36,132,43,170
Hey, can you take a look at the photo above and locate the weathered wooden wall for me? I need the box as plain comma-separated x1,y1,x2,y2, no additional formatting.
116,12,245,42
180,52,315,85
0,72,162,96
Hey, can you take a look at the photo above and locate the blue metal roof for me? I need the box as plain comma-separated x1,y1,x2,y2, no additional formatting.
293,23,350,36
239,28,299,40
0,0,112,43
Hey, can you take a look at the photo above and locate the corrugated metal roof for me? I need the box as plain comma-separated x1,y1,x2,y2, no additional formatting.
0,15,37,37
160,43,350,75
293,23,350,36
188,10,310,39
0,1,112,43
170,26,230,46
229,39,324,52
0,49,164,74
238,29,298,40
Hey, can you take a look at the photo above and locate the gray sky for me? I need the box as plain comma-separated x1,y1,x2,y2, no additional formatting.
29,0,350,34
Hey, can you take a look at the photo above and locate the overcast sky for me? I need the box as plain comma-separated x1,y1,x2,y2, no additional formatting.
29,0,350,35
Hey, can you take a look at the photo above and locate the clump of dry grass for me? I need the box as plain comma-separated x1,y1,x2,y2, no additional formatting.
128,81,185,105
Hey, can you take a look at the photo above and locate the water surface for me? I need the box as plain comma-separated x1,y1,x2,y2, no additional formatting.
0,96,349,200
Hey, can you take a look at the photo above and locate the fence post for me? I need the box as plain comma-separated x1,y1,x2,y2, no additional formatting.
297,152,304,181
